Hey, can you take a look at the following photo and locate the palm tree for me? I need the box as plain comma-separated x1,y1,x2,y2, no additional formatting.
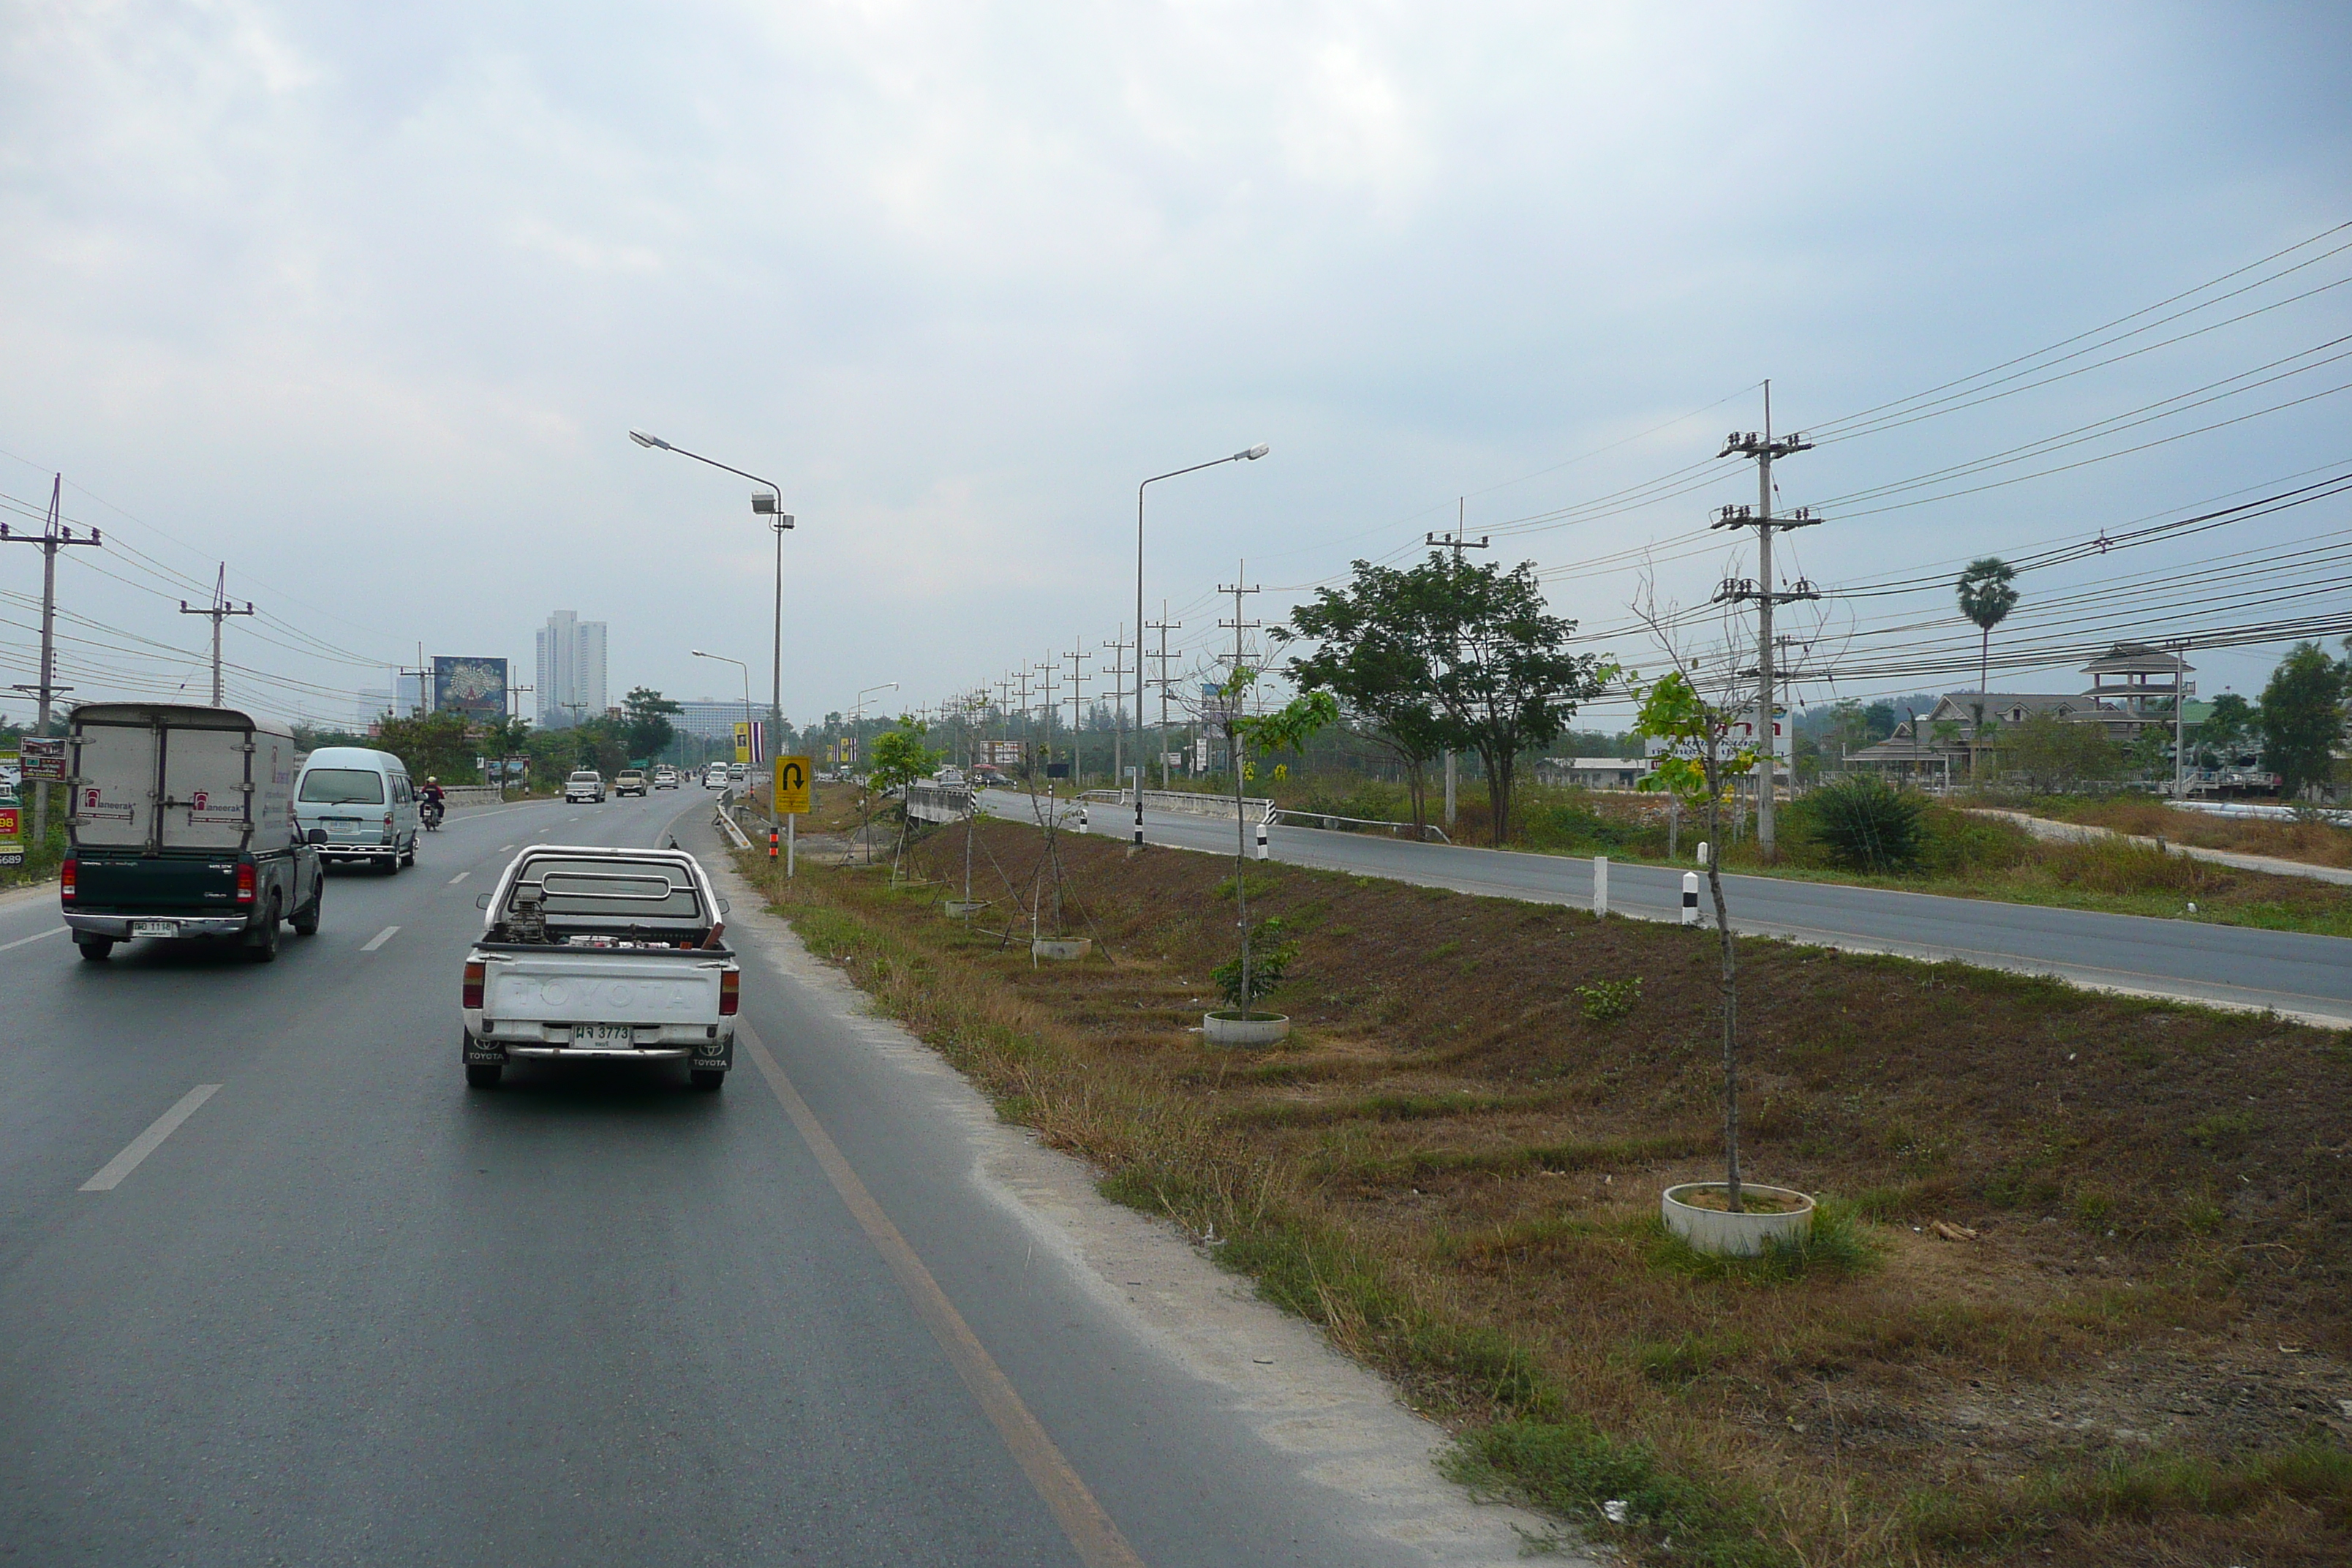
1956,559,2019,762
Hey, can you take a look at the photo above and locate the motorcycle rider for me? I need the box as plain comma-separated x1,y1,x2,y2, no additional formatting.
419,775,447,827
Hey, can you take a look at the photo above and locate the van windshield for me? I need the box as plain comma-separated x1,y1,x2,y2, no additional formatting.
300,768,385,804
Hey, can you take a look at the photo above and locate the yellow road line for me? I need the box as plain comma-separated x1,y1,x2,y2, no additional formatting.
736,1021,1146,1568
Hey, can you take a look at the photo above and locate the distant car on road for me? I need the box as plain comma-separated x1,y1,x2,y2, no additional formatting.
565,771,607,804
614,769,648,797
728,764,747,788
702,764,728,789
652,766,679,790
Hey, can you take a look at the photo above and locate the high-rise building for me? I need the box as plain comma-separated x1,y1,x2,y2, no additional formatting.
535,611,608,726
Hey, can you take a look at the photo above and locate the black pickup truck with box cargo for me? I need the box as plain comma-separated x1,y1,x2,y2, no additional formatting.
61,703,324,962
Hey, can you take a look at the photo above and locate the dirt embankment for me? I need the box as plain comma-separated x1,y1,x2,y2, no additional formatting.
747,814,2352,1567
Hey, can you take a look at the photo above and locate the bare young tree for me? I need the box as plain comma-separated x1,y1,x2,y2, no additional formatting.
1629,587,1760,1212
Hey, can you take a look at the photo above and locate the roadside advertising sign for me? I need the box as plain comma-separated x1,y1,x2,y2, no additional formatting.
733,722,751,766
0,802,20,867
431,656,508,722
0,750,18,791
772,755,813,815
22,736,67,782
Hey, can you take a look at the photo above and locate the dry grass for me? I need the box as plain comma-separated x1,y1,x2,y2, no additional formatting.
740,817,2352,1567
2025,796,2352,871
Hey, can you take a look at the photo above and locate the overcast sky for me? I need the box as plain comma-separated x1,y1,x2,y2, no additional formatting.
4,1,2348,732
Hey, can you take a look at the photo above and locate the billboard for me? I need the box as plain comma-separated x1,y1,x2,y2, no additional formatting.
433,656,508,723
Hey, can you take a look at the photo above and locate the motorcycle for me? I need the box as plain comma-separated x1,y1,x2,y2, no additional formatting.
421,797,445,832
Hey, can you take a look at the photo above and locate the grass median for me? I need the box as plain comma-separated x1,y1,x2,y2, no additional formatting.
735,809,2351,1567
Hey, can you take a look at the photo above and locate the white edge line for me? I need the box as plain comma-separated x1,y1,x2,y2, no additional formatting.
80,1084,222,1191
362,924,400,951
0,924,67,954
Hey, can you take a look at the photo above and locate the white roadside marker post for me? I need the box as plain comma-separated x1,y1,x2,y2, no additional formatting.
1254,816,1270,861
1593,856,1609,918
1682,872,1701,927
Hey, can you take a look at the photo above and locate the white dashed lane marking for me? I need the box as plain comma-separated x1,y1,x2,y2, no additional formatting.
361,925,400,952
81,1085,222,1192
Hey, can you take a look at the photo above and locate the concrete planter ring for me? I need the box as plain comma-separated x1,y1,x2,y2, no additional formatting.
1031,937,1093,961
942,900,988,919
1661,1183,1815,1257
1202,1011,1290,1047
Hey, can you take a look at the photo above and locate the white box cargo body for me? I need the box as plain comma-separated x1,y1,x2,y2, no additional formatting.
69,703,298,853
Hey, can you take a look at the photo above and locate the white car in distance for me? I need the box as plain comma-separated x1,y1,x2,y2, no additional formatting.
565,770,606,804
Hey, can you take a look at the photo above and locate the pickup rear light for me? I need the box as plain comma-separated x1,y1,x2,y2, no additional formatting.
718,970,739,1016
463,960,486,1010
235,863,257,903
60,859,77,902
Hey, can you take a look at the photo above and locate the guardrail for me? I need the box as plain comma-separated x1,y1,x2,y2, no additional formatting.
1270,807,1450,843
1081,788,1275,823
442,785,503,809
907,781,974,823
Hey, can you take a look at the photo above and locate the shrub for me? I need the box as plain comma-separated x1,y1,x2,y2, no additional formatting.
1798,776,1926,872
1213,917,1297,1014
1575,976,1643,1022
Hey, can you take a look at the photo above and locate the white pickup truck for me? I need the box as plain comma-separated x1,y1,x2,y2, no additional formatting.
461,845,738,1090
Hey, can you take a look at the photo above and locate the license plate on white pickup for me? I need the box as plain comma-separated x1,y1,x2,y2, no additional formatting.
132,920,178,938
573,1023,636,1045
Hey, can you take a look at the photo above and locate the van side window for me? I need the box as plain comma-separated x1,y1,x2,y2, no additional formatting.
393,776,412,804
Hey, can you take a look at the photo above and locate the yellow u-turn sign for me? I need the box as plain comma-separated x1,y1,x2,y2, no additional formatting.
772,755,813,815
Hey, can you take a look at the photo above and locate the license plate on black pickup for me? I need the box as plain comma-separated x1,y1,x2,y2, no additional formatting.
132,919,177,938
573,1023,635,1045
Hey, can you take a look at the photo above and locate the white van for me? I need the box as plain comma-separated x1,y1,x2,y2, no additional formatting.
294,747,420,873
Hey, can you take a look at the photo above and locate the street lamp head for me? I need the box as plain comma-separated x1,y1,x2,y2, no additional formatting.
629,431,671,450
1240,444,1270,461
752,491,780,515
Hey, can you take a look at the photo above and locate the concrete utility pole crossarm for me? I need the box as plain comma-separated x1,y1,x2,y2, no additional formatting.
3,473,103,848
1711,382,1823,859
1427,510,1490,830
179,564,255,708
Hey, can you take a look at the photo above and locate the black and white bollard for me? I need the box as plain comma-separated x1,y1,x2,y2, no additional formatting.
1078,805,1089,833
1681,871,1700,926
1254,818,1270,861
1592,855,1609,918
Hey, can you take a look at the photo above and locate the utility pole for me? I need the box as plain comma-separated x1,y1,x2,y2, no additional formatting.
1147,605,1181,789
1218,564,1262,1001
1425,506,1490,829
2,474,102,851
1063,644,1093,785
178,564,255,707
1102,625,1131,797
1712,382,1820,859
1033,657,1057,781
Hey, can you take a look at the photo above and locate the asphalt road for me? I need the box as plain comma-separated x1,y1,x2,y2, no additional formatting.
0,791,1542,1567
995,792,2352,1025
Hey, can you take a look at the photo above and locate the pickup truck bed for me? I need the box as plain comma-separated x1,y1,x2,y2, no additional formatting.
461,845,738,1090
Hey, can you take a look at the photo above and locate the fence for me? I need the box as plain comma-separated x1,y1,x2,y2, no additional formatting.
1079,788,1275,823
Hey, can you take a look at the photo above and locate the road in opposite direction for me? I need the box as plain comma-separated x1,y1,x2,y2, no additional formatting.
983,792,2352,1025
0,791,1551,1567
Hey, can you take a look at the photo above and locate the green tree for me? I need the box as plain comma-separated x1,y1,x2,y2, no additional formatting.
619,687,682,764
373,710,480,783
1277,562,1450,831
1395,552,1606,845
1632,667,1757,1212
1956,558,2019,764
865,717,942,799
1997,711,2121,794
2258,642,2346,799
2194,691,2255,766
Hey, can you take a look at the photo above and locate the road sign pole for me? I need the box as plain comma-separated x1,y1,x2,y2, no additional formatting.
787,813,796,878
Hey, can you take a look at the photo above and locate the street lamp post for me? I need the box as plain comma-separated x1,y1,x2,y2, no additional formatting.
1135,445,1268,848
852,682,898,774
632,431,792,759
693,650,753,802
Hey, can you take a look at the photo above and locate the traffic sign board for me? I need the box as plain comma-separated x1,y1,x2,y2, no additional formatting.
772,755,813,815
